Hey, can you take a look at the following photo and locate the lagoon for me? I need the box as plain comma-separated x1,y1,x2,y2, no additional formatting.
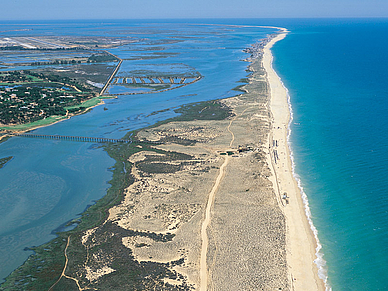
0,20,274,281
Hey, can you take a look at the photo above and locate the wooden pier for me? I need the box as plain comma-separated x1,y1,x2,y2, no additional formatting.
15,133,130,143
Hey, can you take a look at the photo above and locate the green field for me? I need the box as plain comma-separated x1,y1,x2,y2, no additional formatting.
0,95,116,131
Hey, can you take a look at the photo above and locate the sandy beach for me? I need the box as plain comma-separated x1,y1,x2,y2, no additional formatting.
6,28,328,290
264,30,325,290
77,30,325,290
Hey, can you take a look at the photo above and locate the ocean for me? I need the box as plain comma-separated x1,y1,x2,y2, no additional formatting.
270,18,388,290
1,18,388,290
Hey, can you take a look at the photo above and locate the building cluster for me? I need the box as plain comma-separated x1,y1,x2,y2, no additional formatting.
0,85,80,124
0,70,99,125
243,33,277,60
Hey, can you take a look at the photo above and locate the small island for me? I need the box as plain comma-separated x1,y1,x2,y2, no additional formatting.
0,156,12,169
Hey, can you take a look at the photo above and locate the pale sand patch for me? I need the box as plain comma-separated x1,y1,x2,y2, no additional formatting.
264,31,325,290
127,150,165,163
105,128,227,287
81,227,98,245
85,265,115,282
206,92,287,290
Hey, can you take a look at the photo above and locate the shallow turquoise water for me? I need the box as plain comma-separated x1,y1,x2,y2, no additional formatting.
2,19,387,290
270,18,388,290
199,18,388,290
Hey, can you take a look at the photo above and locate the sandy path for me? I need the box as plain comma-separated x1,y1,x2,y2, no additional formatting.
263,31,325,290
48,236,71,291
200,117,239,290
200,116,238,290
199,155,229,291
47,235,84,291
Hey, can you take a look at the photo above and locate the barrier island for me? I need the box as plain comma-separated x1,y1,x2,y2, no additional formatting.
0,29,324,291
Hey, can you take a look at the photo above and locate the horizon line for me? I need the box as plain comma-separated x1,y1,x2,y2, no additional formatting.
1,16,388,22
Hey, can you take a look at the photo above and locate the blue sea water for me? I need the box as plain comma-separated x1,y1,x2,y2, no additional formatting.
189,18,388,290
1,19,388,290
270,19,388,290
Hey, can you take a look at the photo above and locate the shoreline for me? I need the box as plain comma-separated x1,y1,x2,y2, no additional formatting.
1,27,328,289
263,30,327,290
1,30,292,289
0,95,116,136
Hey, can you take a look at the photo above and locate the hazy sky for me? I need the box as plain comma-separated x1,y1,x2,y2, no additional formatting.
1,0,388,20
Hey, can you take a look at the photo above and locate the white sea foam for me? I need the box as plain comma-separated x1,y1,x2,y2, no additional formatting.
270,49,331,290
282,77,332,291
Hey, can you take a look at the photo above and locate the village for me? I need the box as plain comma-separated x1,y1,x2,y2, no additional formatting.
0,70,97,125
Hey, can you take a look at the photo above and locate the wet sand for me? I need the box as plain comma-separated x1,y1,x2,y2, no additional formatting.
264,30,325,290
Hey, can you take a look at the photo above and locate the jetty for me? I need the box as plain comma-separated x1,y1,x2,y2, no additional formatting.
99,51,123,96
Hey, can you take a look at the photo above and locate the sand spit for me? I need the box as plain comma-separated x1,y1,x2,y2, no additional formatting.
264,31,326,290
64,30,323,290
104,51,289,289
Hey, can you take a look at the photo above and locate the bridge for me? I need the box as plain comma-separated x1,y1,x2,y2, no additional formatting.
14,133,130,143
